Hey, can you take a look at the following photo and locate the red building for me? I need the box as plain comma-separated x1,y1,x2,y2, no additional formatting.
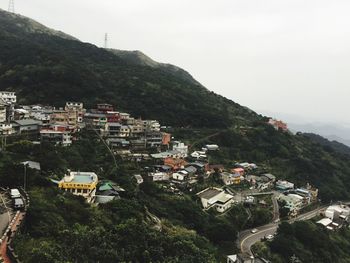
162,133,171,146
106,112,120,123
268,118,288,132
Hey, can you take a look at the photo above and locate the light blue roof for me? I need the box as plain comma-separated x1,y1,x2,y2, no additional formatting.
71,175,95,183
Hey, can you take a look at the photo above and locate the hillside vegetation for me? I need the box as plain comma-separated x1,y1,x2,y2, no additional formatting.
253,221,350,263
0,9,259,128
302,133,350,156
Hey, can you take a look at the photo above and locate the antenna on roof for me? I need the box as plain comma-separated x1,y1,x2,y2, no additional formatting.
104,33,108,49
8,0,15,13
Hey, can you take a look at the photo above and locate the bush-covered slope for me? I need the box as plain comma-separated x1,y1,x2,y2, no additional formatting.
0,9,259,128
253,221,350,263
302,133,350,156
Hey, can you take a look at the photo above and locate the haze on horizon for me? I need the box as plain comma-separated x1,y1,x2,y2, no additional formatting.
1,0,350,126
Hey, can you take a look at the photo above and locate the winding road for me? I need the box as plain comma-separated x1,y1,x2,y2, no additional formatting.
238,204,328,255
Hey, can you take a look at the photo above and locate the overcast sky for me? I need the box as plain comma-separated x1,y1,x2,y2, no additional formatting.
2,0,350,125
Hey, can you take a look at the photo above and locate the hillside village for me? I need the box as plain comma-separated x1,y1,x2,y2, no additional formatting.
0,91,316,209
2,90,349,263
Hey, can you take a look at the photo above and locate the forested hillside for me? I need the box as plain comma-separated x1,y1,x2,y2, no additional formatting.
253,221,350,263
302,133,350,156
0,9,259,128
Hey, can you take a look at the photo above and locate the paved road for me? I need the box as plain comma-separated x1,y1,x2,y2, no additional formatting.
0,191,13,238
239,205,327,255
240,223,278,254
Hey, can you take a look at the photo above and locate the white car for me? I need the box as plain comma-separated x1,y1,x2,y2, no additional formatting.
266,234,274,240
10,189,21,199
251,228,258,233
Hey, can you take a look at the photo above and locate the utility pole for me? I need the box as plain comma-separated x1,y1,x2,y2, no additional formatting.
23,162,28,191
104,33,108,49
8,0,15,13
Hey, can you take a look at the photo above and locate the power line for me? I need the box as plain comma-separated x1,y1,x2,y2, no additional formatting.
8,0,15,13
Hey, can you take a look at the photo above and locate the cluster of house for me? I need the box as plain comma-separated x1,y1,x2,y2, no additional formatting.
0,92,85,146
268,118,288,132
144,144,222,186
85,103,170,151
0,91,170,151
277,182,319,217
55,169,124,204
317,204,350,230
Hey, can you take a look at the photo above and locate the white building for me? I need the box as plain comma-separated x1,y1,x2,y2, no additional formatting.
134,174,144,184
197,187,235,213
173,141,188,158
65,102,84,110
30,106,53,124
191,151,207,159
0,91,16,104
0,123,13,135
149,172,170,182
278,193,304,215
275,180,294,190
143,120,161,132
0,99,7,123
172,171,188,181
325,204,350,221
205,144,219,151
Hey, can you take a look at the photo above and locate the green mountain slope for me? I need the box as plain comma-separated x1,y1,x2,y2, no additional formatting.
302,133,350,156
107,48,203,87
0,9,259,128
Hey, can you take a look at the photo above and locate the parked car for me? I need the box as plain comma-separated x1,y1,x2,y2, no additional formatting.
10,189,21,199
13,198,24,210
265,234,274,241
251,228,259,233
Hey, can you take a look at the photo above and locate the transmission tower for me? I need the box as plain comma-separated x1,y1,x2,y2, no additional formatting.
104,33,108,49
8,0,15,13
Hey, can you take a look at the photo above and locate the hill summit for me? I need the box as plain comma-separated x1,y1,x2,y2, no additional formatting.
0,8,260,128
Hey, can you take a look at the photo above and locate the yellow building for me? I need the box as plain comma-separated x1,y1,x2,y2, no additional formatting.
58,170,98,202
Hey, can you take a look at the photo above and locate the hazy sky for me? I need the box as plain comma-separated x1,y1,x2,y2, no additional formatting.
1,0,350,124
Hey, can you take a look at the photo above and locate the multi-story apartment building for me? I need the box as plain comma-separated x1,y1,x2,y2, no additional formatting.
58,170,98,203
50,110,78,128
143,120,161,132
0,91,16,104
65,102,86,123
40,127,72,146
0,99,6,123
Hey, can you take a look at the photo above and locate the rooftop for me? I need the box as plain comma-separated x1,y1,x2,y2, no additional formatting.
22,161,41,170
317,218,332,227
197,188,222,200
14,119,42,126
216,193,234,204
63,171,98,184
